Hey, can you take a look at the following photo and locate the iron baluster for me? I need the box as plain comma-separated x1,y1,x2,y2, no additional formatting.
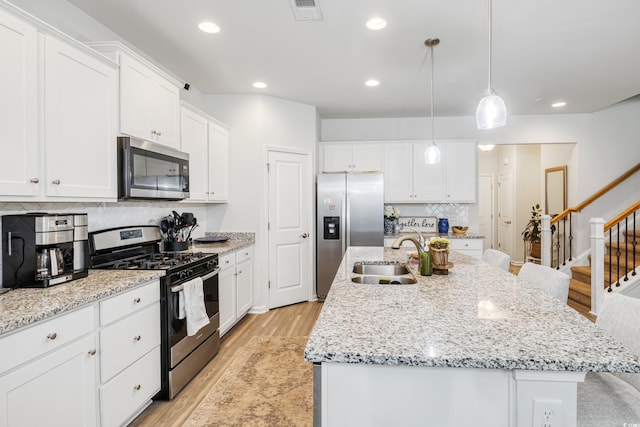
616,224,621,288
624,217,629,282
608,229,613,293
633,211,637,277
568,213,573,261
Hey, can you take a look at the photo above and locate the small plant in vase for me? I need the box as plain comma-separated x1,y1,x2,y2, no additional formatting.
429,237,450,267
384,205,400,234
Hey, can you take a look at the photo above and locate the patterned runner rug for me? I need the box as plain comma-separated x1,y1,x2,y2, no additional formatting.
183,336,313,427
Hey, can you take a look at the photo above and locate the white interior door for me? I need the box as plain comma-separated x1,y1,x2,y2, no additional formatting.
497,173,513,258
478,174,494,251
267,150,311,309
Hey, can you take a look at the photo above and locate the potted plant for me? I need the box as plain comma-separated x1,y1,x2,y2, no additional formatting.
384,205,400,234
522,204,542,258
428,236,450,266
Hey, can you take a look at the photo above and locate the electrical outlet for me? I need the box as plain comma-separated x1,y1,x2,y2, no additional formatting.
532,398,563,427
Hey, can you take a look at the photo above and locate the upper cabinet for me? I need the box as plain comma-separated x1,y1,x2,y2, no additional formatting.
43,36,117,199
384,140,477,203
180,103,230,203
87,42,181,150
321,142,383,172
0,7,118,201
0,8,38,197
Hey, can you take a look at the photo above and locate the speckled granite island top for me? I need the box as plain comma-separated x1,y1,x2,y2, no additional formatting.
304,247,640,373
0,269,164,336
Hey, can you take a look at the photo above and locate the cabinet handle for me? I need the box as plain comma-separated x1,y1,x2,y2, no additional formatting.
134,297,141,303
300,233,309,238
52,179,61,185
47,332,57,340
151,130,157,135
88,349,97,356
30,178,40,184
157,131,162,136
134,335,141,341
133,384,141,391
238,270,242,274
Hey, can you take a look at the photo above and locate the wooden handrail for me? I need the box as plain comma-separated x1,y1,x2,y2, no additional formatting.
604,200,640,232
551,162,640,225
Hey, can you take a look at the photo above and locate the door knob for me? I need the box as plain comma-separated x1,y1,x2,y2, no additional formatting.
505,221,512,224
52,179,61,185
30,178,39,184
300,233,309,238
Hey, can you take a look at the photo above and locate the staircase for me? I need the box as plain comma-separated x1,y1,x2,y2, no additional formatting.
568,229,640,321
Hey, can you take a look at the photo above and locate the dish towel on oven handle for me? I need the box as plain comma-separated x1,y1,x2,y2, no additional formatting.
178,277,210,336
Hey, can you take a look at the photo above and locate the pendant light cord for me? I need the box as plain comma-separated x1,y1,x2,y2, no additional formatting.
487,0,493,91
430,43,435,143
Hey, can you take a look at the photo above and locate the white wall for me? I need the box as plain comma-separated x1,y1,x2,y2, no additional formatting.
204,94,318,312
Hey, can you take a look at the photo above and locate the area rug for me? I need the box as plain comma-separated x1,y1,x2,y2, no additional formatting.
183,336,313,427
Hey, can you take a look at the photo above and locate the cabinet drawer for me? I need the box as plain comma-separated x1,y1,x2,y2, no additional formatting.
235,245,253,263
100,346,161,427
100,279,159,326
219,252,235,271
100,303,160,382
449,239,483,251
0,305,94,374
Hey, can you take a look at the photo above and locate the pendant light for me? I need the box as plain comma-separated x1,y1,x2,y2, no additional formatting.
424,38,441,165
476,0,507,129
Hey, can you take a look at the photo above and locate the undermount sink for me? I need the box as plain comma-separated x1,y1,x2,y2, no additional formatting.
352,263,410,276
351,275,417,285
351,262,416,285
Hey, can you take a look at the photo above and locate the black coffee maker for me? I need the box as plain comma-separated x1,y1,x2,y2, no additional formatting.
2,213,84,288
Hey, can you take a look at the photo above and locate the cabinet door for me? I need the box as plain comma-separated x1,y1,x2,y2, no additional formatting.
43,36,117,199
322,144,352,172
445,141,477,202
119,54,155,142
383,143,414,202
0,334,97,427
0,10,39,197
218,265,236,336
208,122,229,202
180,107,209,201
153,76,180,150
235,257,253,318
413,142,445,202
352,143,383,172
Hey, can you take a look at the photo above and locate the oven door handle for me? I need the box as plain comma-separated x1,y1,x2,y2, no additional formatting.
171,267,220,293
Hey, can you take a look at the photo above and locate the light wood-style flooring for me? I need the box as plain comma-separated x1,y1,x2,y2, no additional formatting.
129,301,324,427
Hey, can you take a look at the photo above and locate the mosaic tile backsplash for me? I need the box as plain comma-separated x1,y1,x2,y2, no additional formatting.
385,203,469,226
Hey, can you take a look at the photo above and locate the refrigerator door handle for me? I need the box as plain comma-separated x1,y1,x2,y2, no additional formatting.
344,191,350,251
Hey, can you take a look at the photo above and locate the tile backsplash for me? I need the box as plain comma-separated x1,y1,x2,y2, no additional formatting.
385,203,470,226
0,201,208,287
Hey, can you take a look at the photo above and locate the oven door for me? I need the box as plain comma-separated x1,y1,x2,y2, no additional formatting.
168,268,219,368
118,136,190,200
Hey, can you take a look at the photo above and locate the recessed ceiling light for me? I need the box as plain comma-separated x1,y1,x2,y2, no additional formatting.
365,79,380,87
252,81,268,89
198,22,220,34
366,18,387,30
551,101,567,108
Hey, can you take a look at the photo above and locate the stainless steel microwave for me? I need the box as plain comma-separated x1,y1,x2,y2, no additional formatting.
117,136,190,200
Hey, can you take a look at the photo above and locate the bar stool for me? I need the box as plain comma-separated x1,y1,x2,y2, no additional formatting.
517,262,570,303
481,249,511,271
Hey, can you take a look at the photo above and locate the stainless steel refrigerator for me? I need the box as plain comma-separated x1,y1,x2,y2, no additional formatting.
316,172,384,299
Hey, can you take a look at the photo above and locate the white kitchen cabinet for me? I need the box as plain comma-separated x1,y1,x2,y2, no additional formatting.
449,238,483,259
208,121,230,202
321,142,383,172
99,279,161,427
0,306,97,427
87,42,181,150
384,140,476,203
0,8,39,197
180,103,230,203
119,53,180,149
218,245,254,336
43,35,117,199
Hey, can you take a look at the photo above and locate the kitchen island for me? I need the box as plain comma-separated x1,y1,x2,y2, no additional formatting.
305,247,640,427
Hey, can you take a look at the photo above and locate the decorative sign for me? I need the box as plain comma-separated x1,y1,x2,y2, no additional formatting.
397,216,437,232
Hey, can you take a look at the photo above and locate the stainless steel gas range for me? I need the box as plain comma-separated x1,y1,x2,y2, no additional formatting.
89,225,220,400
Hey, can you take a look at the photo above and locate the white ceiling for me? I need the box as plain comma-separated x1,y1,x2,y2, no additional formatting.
52,0,640,118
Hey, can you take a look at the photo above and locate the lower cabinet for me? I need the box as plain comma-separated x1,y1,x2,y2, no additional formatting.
449,238,483,259
0,279,161,427
219,245,254,336
0,307,98,427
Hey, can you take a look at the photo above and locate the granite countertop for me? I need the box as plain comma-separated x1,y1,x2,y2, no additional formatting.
0,269,165,336
304,247,640,373
0,231,255,337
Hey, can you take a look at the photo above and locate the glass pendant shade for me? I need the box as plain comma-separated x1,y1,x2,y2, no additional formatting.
424,143,441,164
476,88,507,129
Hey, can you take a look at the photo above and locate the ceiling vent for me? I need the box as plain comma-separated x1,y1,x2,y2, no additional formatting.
289,0,323,21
